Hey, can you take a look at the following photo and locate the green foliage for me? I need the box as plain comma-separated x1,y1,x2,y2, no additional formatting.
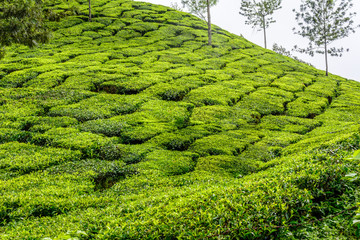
79,119,128,137
184,84,250,107
189,130,261,157
49,94,145,122
196,155,260,177
32,127,119,158
271,72,314,92
287,92,329,118
259,115,322,134
0,128,31,144
0,142,81,179
149,132,195,151
239,0,282,48
100,73,169,94
137,150,198,176
0,0,360,239
0,0,51,59
0,69,39,88
144,77,203,101
293,0,359,76
237,87,294,115
181,0,219,45
20,116,78,133
0,100,43,120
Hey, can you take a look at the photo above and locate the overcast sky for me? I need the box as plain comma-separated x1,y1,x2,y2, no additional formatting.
140,0,360,82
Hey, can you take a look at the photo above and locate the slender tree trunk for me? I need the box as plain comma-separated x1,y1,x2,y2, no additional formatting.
206,0,212,45
263,16,267,49
325,41,328,76
89,0,92,22
323,4,328,76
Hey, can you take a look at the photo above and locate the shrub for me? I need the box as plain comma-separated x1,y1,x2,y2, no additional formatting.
189,132,259,157
35,89,96,109
0,0,359,238
32,127,119,158
0,120,23,129
237,87,294,115
259,115,322,134
287,93,329,118
149,132,195,151
0,128,31,144
199,70,233,83
18,116,78,133
305,76,338,98
0,142,81,178
0,70,38,88
193,58,228,70
120,123,176,144
316,107,360,122
0,100,43,120
190,105,250,130
115,29,142,39
184,85,245,107
56,75,102,90
23,70,68,88
93,162,137,191
140,61,177,72
48,94,145,121
124,22,159,34
144,77,204,101
113,99,193,126
225,57,267,73
166,66,204,78
271,75,308,92
137,150,198,176
100,73,168,94
0,171,97,223
105,19,126,32
79,119,129,137
195,155,260,177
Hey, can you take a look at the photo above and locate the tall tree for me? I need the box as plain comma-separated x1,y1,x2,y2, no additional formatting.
239,0,282,49
181,0,219,45
0,0,51,59
293,0,358,76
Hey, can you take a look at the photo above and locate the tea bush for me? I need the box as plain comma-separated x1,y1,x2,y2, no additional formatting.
189,131,260,157
0,128,31,144
32,127,119,158
259,115,322,134
184,84,246,106
287,93,329,118
137,150,198,176
48,94,145,121
0,142,81,178
237,87,294,115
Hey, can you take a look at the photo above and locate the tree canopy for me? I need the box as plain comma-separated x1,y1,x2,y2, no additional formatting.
0,0,51,59
293,0,359,76
239,0,282,49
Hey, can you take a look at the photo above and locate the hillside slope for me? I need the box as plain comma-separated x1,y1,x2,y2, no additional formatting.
1,0,360,239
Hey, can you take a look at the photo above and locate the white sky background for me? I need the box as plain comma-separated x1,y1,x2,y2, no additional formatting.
140,0,360,82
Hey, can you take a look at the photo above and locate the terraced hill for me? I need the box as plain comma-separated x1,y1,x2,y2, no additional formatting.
1,0,360,239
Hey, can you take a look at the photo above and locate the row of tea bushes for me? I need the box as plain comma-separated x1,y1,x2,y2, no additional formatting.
1,132,358,239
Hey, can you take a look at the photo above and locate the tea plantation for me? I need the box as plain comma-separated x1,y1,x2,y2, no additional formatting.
1,0,360,239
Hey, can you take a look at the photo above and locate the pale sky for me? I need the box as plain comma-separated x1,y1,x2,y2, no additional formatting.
140,0,360,82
